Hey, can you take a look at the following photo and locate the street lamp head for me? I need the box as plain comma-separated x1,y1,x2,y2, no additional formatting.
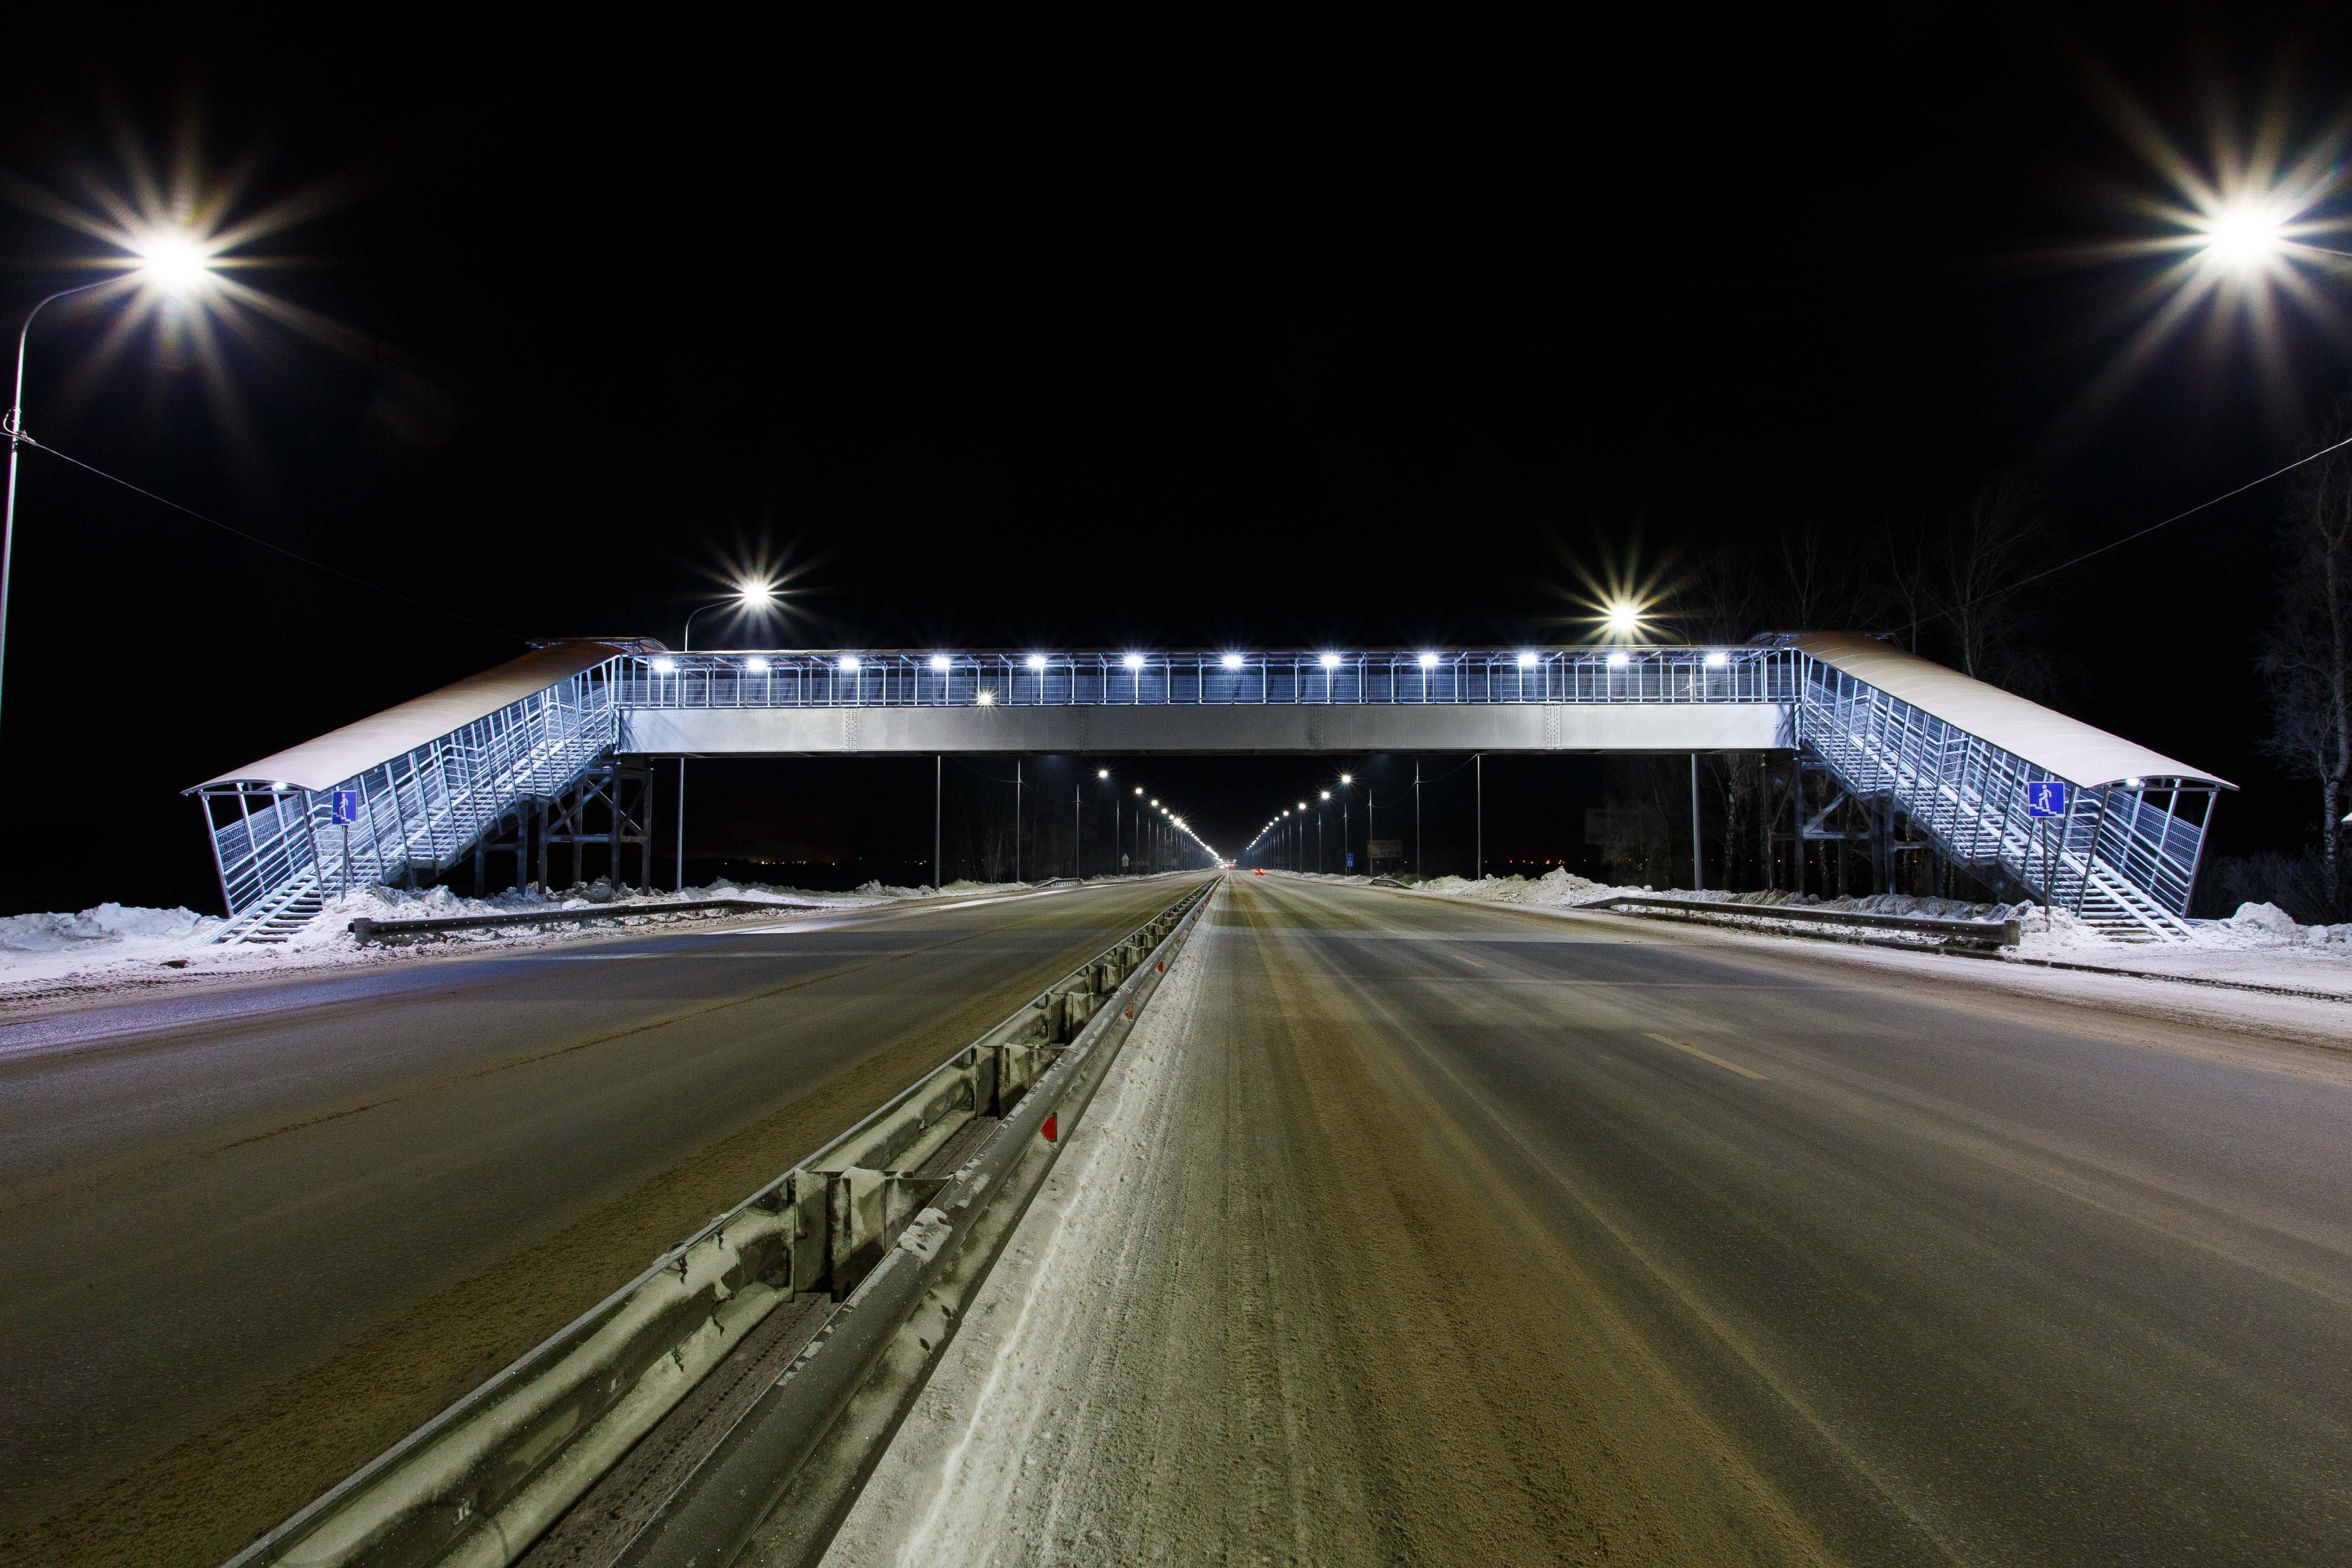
1123,652,1145,671
1320,652,1341,669
1320,791,1330,800
735,579,777,607
1516,650,1538,667
838,655,860,672
1340,772,1352,784
1098,769,1110,779
929,654,952,672
133,230,216,295
744,656,770,673
2203,202,2284,269
1026,654,1047,671
1418,651,1439,669
1222,652,1245,669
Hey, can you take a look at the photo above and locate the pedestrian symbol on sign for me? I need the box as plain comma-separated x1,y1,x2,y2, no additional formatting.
332,790,360,824
2025,780,2068,818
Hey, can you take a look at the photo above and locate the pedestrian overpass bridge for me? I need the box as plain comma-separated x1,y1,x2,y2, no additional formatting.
190,636,2229,943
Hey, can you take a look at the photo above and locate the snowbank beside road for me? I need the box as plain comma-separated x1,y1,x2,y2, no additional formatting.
1327,866,2352,996
0,876,1048,1005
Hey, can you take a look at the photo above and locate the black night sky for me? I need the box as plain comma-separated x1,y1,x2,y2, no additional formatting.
4,10,2351,914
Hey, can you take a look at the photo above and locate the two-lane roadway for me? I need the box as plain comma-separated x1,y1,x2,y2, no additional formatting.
839,874,2352,1567
0,877,1207,1568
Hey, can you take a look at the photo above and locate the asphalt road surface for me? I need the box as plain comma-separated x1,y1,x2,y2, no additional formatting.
833,875,2352,1567
0,876,1208,1568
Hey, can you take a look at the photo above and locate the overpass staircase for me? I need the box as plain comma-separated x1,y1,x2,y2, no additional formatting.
1796,654,2205,942
200,655,626,943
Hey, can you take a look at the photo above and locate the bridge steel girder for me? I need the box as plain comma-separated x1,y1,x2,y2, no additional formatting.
617,702,1796,757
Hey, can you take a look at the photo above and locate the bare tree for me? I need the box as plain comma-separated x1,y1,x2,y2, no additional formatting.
1937,469,2053,688
2258,407,2352,917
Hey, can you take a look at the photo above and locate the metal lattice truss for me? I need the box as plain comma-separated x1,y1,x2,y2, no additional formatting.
190,641,2225,943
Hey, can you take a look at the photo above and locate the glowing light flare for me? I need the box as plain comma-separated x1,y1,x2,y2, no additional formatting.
977,689,995,705
2202,203,2286,268
2046,94,2352,438
744,656,771,673
929,654,951,672
132,229,219,296
1222,652,1245,669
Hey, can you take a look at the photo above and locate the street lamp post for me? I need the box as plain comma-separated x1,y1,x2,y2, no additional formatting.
672,583,776,891
1336,773,1353,876
4,261,209,739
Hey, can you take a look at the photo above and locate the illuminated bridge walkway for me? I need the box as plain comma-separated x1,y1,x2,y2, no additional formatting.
189,636,2228,942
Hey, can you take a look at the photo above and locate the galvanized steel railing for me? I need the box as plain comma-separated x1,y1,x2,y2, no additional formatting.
1798,655,2212,932
616,646,1799,709
197,659,628,926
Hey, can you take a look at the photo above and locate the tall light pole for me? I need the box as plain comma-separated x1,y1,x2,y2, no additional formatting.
672,582,777,891
5,248,216,739
1319,791,1330,873
1336,773,1354,875
1099,769,1119,875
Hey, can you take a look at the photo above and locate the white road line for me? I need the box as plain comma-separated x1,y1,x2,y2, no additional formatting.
1641,1031,1767,1080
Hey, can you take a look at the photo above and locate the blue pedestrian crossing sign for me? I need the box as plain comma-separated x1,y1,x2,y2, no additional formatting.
2025,780,2068,818
332,789,360,824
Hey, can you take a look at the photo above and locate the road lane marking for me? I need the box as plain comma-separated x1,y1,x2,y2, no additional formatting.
1642,1032,1767,1079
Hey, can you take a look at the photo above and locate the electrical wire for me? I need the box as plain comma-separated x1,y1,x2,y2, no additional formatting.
1898,427,2352,638
20,435,524,640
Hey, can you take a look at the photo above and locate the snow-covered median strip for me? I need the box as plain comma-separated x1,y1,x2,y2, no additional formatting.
819,892,1213,1568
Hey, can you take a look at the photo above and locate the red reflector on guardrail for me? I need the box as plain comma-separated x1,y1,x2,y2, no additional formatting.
1156,960,1164,972
1042,1113,1058,1143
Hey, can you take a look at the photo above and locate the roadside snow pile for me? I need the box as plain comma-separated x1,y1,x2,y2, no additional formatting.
0,903,221,957
0,876,1047,999
2209,902,2352,951
1415,870,2024,922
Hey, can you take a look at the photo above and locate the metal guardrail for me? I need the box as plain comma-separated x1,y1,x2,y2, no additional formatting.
1589,893,2021,947
348,899,824,943
224,878,1216,1568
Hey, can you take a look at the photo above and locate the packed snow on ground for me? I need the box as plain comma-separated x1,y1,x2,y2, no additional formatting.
1317,865,2352,991
0,875,1050,1000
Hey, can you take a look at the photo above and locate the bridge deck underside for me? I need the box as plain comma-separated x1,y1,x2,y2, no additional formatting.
617,703,1796,755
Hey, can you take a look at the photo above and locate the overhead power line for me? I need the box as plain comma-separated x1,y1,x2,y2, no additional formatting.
21,435,523,640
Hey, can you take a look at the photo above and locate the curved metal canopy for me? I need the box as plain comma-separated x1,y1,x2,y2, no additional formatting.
192,641,628,793
1796,633,2231,790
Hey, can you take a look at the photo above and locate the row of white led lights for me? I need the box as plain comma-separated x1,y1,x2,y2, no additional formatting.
1106,769,1221,863
647,649,1735,674
1246,773,1354,857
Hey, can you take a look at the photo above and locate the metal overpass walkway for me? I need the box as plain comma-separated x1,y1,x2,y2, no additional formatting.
189,638,2228,943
